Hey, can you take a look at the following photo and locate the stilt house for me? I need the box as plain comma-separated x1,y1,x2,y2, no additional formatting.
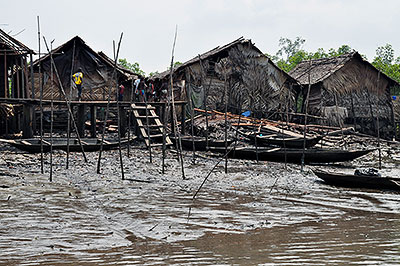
289,52,398,137
151,37,297,118
0,29,35,135
30,36,139,101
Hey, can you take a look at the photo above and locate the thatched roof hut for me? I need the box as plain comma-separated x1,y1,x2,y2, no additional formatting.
151,37,297,118
30,36,140,101
0,28,34,99
290,52,399,137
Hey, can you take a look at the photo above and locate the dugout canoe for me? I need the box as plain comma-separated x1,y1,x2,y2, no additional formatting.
0,137,136,153
209,147,373,164
313,169,400,190
171,135,234,151
238,130,323,148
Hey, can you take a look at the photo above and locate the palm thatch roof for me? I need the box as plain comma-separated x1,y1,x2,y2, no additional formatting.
30,36,140,100
151,37,266,80
289,52,398,89
33,36,138,78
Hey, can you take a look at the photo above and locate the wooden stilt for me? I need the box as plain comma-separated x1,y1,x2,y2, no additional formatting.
186,68,196,164
97,34,123,176
114,34,125,180
49,40,54,182
37,16,44,174
90,105,96,138
169,26,185,180
301,60,312,172
66,40,76,169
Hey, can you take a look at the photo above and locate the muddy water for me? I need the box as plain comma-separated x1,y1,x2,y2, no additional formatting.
0,145,400,265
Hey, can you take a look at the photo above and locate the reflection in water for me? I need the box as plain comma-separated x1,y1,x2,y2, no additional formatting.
0,148,400,265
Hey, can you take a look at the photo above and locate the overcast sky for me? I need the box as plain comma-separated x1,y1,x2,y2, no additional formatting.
2,0,400,74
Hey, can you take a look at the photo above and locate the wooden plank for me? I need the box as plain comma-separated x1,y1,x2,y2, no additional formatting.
21,140,32,145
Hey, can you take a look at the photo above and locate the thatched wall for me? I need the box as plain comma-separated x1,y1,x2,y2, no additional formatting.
183,43,295,118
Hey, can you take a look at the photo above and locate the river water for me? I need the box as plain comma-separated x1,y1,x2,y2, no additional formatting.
0,145,400,265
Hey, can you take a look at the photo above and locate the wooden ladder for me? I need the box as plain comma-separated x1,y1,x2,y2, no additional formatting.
131,103,172,148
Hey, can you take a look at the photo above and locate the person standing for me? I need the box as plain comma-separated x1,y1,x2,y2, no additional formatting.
118,84,125,101
72,68,84,101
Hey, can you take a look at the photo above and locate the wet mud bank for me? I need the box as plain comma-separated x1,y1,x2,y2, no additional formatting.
1,144,400,265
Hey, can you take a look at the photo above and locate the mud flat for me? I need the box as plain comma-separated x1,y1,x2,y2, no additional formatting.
1,144,400,265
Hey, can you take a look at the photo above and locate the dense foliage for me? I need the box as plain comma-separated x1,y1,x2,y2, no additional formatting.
118,58,145,76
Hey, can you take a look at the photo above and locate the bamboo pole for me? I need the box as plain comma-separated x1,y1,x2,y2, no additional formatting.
187,68,196,164
301,60,312,172
168,25,185,179
20,57,25,98
30,52,34,99
114,35,125,180
37,16,44,174
198,55,211,150
66,40,76,169
223,63,229,174
49,40,54,182
162,94,168,174
43,37,88,163
97,34,123,174
143,83,152,163
127,78,134,157
376,71,382,169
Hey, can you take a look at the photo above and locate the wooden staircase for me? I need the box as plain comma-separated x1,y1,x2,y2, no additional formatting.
131,103,172,148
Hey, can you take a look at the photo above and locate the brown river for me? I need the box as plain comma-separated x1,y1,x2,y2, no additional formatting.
1,144,400,265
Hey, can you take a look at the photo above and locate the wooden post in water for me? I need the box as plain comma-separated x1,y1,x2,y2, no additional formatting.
96,34,123,174
49,39,55,182
66,40,76,169
223,63,229,174
301,60,312,172
37,16,44,174
113,35,125,180
169,26,185,179
187,68,196,164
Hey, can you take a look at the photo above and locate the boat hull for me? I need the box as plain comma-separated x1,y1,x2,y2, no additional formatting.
3,138,134,153
210,147,373,164
313,170,400,190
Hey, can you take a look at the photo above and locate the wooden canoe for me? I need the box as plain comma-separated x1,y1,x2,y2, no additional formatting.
170,136,234,151
313,169,400,190
0,137,136,153
209,147,374,164
239,130,323,148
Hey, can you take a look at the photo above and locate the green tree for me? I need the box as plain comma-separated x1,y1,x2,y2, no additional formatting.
118,58,145,76
271,37,354,72
372,44,400,95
